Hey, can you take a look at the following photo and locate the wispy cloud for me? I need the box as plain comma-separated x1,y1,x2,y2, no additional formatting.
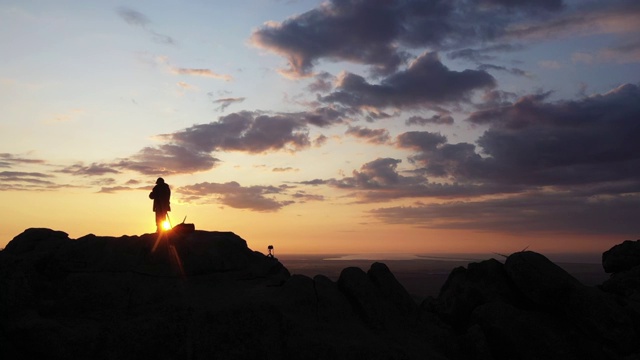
210,97,246,112
178,181,294,211
171,67,233,81
116,7,175,45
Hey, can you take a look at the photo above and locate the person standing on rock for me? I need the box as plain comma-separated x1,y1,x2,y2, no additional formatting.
149,177,171,232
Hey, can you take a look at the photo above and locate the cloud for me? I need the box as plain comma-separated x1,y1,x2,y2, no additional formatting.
477,64,532,78
163,111,312,154
504,1,640,41
447,43,526,62
405,114,454,126
307,72,335,92
391,83,640,190
272,167,298,172
369,192,640,235
291,191,324,202
171,67,233,81
305,157,519,202
97,186,141,194
210,97,246,112
58,163,120,176
393,85,640,189
345,126,390,144
320,52,495,110
115,144,220,175
106,108,346,176
177,181,293,211
573,39,640,65
0,171,53,183
0,170,63,191
291,83,640,237
116,7,175,45
250,0,566,77
480,0,563,11
0,153,45,167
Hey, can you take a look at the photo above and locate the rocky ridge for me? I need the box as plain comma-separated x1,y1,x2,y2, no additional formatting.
1,228,639,359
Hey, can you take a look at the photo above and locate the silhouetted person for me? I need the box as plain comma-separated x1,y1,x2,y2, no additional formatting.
149,177,171,232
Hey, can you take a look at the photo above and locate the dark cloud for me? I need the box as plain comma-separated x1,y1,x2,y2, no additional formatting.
320,52,495,110
345,126,390,144
116,7,175,45
393,83,640,188
299,179,327,186
250,0,565,77
291,83,640,237
164,111,311,154
369,192,640,235
177,181,293,212
58,163,120,176
307,72,335,92
405,114,454,126
393,83,640,190
329,158,403,189
304,157,519,202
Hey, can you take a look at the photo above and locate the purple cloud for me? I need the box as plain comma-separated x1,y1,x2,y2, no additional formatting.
320,52,495,109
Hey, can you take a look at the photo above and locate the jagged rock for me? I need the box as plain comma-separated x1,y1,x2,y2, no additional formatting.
602,239,640,273
368,262,417,316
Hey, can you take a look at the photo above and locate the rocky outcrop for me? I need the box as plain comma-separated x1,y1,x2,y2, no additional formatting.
0,228,446,360
602,239,640,273
425,251,639,360
1,228,639,360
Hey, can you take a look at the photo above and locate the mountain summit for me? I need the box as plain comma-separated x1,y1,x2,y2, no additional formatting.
1,228,639,359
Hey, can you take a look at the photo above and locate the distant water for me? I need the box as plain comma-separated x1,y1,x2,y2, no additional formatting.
321,252,603,264
324,253,489,262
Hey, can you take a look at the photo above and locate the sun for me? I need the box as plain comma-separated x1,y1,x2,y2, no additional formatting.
162,220,172,231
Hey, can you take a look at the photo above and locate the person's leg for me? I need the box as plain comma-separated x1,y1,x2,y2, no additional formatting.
155,211,166,232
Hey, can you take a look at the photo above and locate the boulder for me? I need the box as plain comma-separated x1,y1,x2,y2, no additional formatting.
504,251,581,310
602,239,640,273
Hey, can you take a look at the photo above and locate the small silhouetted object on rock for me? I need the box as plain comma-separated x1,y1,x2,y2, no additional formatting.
172,217,196,235
149,177,171,232
267,245,274,258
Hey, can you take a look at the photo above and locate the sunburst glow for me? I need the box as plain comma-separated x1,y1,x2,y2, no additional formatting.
162,220,171,231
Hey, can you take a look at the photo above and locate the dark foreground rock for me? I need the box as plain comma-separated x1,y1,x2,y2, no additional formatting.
1,229,639,360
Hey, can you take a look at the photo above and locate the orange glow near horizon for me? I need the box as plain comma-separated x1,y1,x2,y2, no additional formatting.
162,220,172,231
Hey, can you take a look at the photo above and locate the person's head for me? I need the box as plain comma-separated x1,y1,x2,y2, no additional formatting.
156,177,165,184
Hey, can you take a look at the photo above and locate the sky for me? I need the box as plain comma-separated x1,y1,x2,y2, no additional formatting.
1,0,639,255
